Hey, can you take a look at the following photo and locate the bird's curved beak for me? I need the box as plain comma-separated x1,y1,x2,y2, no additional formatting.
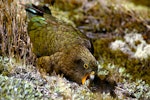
82,71,95,85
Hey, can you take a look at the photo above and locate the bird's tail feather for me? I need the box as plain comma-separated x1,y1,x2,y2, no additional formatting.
23,4,51,19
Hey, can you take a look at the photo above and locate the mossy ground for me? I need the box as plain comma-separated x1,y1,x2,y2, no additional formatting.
54,0,150,99
0,0,150,99
94,38,150,84
129,0,150,7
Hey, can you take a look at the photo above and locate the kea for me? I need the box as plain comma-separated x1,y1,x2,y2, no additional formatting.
25,4,98,85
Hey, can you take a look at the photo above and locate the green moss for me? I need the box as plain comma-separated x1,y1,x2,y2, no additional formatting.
0,75,44,99
54,0,150,40
54,0,82,11
0,57,12,76
0,63,4,74
94,38,150,84
129,0,150,7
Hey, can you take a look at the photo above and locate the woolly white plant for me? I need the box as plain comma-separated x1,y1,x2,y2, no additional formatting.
110,33,150,59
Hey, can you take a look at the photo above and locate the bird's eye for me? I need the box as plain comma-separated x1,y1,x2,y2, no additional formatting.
84,64,88,69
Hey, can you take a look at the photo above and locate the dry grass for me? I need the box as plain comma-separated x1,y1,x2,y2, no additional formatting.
0,0,35,64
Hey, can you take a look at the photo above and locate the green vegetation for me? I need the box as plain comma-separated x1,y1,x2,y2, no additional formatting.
0,0,150,99
94,38,150,84
0,75,43,99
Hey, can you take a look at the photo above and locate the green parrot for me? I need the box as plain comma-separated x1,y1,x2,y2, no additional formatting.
25,4,98,85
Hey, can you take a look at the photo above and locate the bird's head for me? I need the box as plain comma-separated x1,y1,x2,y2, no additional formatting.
59,45,98,86
73,54,98,86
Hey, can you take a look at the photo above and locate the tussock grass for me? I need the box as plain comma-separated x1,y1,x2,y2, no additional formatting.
0,0,35,64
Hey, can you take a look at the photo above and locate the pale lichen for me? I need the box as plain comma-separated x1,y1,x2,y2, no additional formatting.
116,79,150,99
0,75,44,99
110,33,150,59
0,56,98,99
